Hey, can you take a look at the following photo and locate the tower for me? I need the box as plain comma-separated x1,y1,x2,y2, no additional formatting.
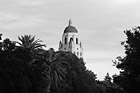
59,19,83,58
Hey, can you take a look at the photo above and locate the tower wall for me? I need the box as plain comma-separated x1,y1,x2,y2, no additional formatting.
59,20,83,58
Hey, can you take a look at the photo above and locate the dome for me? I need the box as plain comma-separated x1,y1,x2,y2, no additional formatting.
64,19,78,33
64,26,78,33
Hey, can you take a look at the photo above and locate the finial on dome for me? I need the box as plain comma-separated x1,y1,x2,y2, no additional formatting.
68,19,72,26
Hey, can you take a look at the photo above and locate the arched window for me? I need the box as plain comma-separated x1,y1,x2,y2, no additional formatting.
80,52,82,56
70,37,73,40
70,37,73,42
65,37,67,44
77,52,79,56
76,38,78,44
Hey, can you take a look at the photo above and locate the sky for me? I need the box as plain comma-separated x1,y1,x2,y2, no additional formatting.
0,0,140,80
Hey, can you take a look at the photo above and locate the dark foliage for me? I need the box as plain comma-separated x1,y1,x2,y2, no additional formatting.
0,34,123,93
114,26,140,93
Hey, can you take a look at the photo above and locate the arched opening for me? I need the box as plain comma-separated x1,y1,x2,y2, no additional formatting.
65,37,67,44
80,52,82,56
76,38,78,44
70,37,73,42
77,52,79,56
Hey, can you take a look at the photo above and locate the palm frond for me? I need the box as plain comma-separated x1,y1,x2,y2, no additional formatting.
17,35,45,50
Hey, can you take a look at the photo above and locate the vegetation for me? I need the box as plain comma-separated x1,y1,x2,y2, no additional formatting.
114,26,140,93
1,26,140,93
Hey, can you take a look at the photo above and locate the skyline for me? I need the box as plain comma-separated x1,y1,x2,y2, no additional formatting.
0,0,140,79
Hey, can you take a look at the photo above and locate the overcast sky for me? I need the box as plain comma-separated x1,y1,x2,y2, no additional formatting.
0,0,140,80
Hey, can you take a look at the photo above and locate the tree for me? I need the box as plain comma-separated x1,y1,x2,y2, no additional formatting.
2,38,16,51
0,34,108,93
55,51,98,93
104,73,112,83
0,38,31,93
17,35,45,54
32,49,68,93
16,35,46,64
114,26,140,93
0,35,48,93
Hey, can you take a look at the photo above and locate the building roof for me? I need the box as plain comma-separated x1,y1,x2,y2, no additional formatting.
64,26,78,33
64,19,78,33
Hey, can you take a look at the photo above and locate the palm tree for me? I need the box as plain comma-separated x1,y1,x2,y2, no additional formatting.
16,35,46,61
17,35,45,51
34,49,68,93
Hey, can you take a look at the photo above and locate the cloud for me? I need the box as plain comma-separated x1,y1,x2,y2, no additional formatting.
18,0,48,6
112,0,140,6
0,12,47,30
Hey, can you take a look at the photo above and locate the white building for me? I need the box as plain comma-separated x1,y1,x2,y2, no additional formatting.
59,19,83,58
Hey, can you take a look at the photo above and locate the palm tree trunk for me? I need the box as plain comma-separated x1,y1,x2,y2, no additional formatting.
45,75,51,93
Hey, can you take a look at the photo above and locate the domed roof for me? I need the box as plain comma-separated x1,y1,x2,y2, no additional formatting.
64,19,78,33
64,26,78,33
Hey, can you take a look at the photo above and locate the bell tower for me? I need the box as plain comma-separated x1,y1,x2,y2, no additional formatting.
59,19,83,58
